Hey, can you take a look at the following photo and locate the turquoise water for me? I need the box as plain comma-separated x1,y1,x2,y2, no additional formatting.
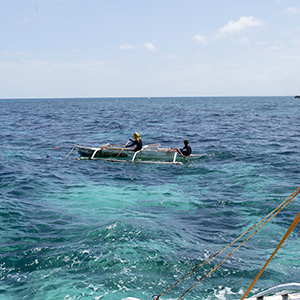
0,97,299,300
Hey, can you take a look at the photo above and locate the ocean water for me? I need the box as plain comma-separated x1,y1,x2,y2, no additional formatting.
0,97,299,300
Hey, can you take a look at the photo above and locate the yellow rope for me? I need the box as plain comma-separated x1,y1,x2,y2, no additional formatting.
152,186,300,300
240,209,300,300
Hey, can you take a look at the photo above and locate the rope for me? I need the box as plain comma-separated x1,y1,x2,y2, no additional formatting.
152,186,300,300
240,209,300,300
65,146,75,158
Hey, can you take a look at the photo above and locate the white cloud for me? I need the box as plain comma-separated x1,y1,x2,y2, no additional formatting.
217,16,265,38
230,37,251,44
283,7,300,15
144,42,157,52
281,26,300,41
193,16,264,45
119,42,157,51
193,34,209,45
119,43,141,50
162,54,181,59
0,51,28,55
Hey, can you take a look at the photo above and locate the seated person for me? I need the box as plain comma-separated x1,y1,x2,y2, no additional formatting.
126,132,143,152
169,140,192,158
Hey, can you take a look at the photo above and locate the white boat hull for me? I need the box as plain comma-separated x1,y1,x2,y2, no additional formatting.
247,283,300,300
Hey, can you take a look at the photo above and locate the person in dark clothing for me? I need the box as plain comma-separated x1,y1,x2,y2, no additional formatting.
126,132,143,152
169,140,192,158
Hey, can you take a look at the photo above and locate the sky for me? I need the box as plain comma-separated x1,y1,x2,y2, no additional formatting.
1,0,300,98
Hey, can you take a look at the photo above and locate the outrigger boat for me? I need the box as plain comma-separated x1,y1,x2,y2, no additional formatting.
68,143,203,165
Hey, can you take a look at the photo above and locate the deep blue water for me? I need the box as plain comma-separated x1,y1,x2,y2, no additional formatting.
0,97,300,300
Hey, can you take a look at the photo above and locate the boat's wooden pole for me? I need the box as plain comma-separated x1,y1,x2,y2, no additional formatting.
116,140,130,157
66,146,75,158
177,149,186,158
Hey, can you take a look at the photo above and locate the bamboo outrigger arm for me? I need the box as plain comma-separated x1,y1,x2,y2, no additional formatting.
91,143,110,160
132,149,142,162
173,152,178,163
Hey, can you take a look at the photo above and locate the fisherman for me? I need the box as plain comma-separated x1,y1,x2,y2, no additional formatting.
169,140,192,158
126,132,143,152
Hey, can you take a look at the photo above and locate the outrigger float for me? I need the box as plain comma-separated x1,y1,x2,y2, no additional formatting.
67,143,203,165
